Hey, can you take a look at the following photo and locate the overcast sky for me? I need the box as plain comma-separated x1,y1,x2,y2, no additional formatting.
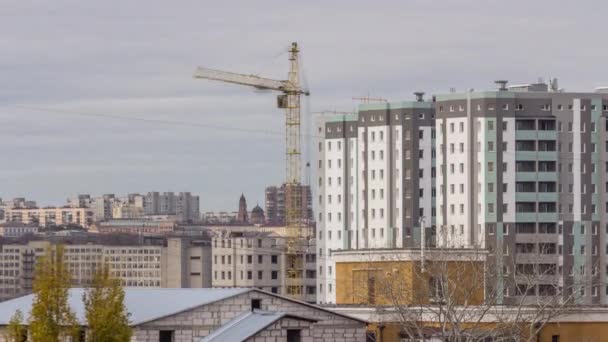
1,0,607,211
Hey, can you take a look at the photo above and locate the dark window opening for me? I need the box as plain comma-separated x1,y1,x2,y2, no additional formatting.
159,330,174,342
287,329,302,342
251,298,261,311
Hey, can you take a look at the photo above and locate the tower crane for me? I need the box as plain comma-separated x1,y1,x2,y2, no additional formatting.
194,42,311,300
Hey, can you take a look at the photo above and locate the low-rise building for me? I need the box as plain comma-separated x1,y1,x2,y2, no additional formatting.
0,234,212,301
211,230,317,303
90,219,176,235
0,223,38,238
0,288,367,342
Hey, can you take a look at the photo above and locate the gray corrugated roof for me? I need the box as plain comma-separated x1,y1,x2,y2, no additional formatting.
0,287,251,326
200,311,316,342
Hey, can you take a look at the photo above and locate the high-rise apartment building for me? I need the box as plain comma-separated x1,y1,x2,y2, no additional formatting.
316,80,608,305
144,192,200,222
314,98,436,303
436,81,608,304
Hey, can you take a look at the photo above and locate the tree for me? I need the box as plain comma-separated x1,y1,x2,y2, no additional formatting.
5,310,27,342
83,264,132,342
29,245,78,342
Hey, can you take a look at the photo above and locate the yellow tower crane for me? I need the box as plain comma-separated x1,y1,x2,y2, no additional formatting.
193,42,310,300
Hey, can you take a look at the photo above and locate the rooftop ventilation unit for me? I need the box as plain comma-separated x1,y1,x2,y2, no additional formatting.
495,80,508,91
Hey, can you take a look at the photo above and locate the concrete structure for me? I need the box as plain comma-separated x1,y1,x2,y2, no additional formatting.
211,230,317,303
90,219,177,235
0,288,367,342
90,194,116,221
435,81,608,305
0,198,37,223
144,192,200,222
314,97,436,304
4,207,93,228
316,82,608,306
0,223,38,238
0,234,212,301
201,211,238,224
265,184,314,225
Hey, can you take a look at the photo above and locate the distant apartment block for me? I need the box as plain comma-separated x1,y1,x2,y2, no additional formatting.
0,223,38,238
4,207,93,228
0,235,211,301
144,192,200,222
90,219,177,235
265,184,313,225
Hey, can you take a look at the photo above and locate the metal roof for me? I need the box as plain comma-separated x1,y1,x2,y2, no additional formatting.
0,287,251,326
200,311,316,342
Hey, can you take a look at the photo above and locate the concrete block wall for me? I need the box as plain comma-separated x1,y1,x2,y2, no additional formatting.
133,291,366,342
246,317,313,342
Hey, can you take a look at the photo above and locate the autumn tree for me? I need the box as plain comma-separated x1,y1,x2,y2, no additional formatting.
5,310,27,342
29,245,78,342
83,264,132,342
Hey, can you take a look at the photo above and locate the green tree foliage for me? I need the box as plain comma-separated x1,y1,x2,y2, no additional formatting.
84,264,132,342
5,310,27,342
29,245,78,342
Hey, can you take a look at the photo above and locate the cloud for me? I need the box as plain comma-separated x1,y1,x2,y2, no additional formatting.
1,0,607,209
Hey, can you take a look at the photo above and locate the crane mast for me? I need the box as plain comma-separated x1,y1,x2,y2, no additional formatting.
194,42,310,300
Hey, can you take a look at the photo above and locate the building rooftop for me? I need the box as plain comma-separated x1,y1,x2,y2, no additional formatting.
200,311,316,342
0,288,251,326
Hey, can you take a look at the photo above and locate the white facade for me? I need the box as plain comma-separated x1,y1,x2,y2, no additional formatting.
315,101,436,304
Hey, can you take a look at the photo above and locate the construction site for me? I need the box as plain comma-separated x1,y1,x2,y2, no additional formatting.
194,42,314,300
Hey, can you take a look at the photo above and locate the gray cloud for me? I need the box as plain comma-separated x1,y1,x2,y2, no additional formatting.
1,0,607,209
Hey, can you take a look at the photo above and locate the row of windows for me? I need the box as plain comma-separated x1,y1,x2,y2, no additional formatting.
439,103,608,113
214,254,279,265
214,270,279,281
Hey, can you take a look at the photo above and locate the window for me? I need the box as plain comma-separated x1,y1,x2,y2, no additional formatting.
287,329,302,342
251,298,261,310
159,331,174,342
271,255,278,264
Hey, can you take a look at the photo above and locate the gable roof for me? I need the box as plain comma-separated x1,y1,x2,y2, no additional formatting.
250,289,368,324
0,287,367,327
200,310,316,342
0,287,251,326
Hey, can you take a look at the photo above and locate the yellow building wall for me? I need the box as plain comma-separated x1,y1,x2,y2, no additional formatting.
538,322,608,342
336,260,484,306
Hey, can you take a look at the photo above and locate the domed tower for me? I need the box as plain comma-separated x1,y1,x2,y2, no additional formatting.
237,194,248,223
250,204,265,225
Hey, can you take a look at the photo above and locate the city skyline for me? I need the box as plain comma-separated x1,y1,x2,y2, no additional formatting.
2,0,608,211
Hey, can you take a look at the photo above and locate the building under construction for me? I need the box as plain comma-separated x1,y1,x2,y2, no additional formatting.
265,183,314,226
